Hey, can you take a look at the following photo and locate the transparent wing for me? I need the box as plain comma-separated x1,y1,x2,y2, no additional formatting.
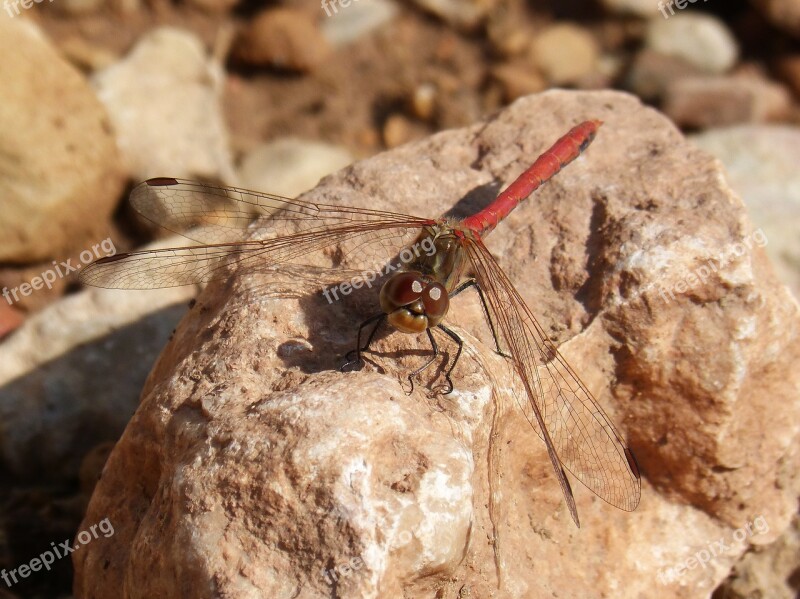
80,178,435,290
464,237,641,525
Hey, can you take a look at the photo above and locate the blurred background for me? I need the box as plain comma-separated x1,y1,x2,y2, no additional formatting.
1,0,799,597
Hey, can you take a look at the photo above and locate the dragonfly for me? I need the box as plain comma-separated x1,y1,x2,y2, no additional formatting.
80,120,641,526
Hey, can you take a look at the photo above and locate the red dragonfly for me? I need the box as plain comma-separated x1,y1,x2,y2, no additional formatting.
80,120,641,526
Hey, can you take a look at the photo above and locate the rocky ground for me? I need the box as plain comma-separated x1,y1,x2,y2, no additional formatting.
0,1,799,598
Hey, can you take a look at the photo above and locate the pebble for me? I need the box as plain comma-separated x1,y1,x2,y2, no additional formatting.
93,27,236,183
0,302,24,339
646,12,739,74
238,138,354,199
751,0,800,37
233,8,331,72
663,74,792,128
530,23,600,86
624,48,704,101
383,113,412,148
411,83,437,121
320,0,399,47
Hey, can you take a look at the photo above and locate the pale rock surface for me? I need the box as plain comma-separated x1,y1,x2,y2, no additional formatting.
691,124,800,299
646,12,739,74
238,138,354,199
0,18,125,263
92,27,236,183
74,91,800,598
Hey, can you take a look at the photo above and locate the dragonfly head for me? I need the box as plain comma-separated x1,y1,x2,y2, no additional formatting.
379,271,449,333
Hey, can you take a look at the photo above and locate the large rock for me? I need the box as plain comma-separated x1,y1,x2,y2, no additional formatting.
0,19,125,263
73,91,800,598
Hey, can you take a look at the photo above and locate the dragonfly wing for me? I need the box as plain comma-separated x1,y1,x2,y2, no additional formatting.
80,220,430,290
463,238,641,524
129,178,429,251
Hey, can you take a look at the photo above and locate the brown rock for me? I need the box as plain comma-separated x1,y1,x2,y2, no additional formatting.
233,8,331,72
663,73,792,128
751,0,800,37
490,61,547,102
74,91,800,598
0,301,24,339
625,48,705,101
530,22,600,86
0,19,125,264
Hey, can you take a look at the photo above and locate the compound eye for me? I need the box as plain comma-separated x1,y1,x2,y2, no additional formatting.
422,282,449,325
380,272,425,313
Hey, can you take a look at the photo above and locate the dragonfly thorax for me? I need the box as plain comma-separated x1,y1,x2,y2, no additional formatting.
379,271,449,333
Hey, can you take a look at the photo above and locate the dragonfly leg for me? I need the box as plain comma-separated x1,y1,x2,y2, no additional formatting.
436,324,463,394
342,313,385,371
404,328,441,394
450,279,511,359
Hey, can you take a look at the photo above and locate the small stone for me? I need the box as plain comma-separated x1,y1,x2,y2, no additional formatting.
530,23,600,86
233,8,331,72
625,48,705,101
774,54,800,97
383,113,412,147
646,12,739,74
238,138,353,199
663,74,791,128
411,83,437,121
320,0,399,47
185,0,238,12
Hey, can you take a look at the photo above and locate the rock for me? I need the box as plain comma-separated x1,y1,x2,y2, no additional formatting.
0,19,125,264
407,0,497,30
491,61,547,102
0,239,196,484
320,0,399,46
691,124,800,299
410,82,437,121
663,73,792,128
601,0,660,16
382,113,413,147
238,138,353,199
624,48,705,101
774,53,800,96
73,91,800,598
93,27,236,183
233,8,331,72
646,12,739,74
751,0,800,37
530,23,600,86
